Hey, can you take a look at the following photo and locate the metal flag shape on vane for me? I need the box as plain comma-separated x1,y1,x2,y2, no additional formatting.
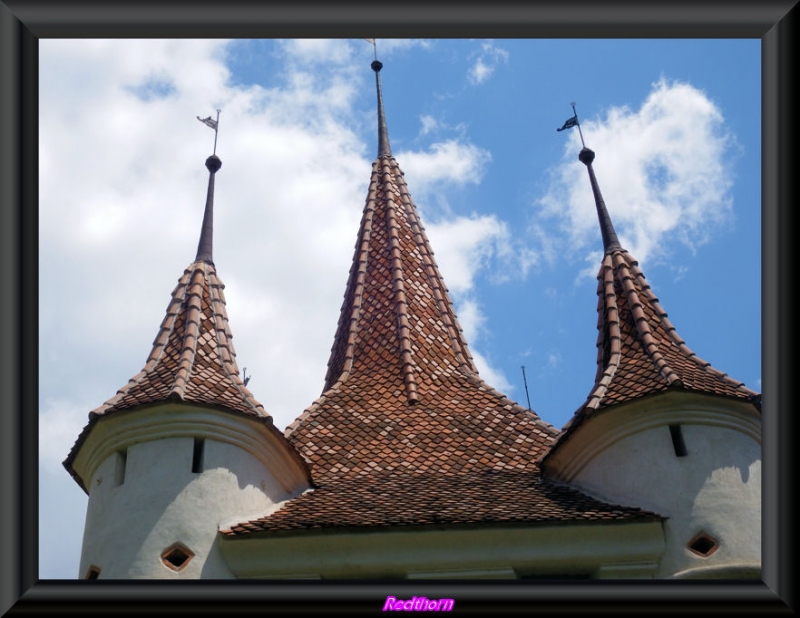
557,115,578,131
364,38,377,60
197,109,221,154
557,102,586,147
197,115,217,130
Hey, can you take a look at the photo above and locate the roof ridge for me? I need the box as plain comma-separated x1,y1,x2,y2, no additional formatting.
585,254,623,411
384,163,419,404
392,159,478,375
613,251,683,388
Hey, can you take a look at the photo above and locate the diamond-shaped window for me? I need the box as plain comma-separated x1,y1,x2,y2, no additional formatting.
688,532,719,557
161,543,195,571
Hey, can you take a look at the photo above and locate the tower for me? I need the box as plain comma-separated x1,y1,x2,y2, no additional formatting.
63,152,311,579
539,146,762,578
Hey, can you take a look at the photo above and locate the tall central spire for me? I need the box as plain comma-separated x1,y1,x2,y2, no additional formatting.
372,60,392,158
319,58,479,406
283,58,557,490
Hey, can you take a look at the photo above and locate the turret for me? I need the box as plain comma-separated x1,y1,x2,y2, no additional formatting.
540,143,761,578
63,141,311,579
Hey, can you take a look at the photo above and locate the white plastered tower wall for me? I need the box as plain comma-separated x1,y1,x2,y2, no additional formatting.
70,402,310,579
541,391,761,579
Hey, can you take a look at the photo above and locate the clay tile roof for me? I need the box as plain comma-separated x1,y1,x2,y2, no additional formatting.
582,249,760,413
220,65,669,535
541,148,760,462
89,259,266,418
232,150,635,531
282,151,561,488
221,470,662,535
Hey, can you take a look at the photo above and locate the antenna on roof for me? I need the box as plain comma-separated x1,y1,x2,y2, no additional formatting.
521,365,532,411
242,367,251,387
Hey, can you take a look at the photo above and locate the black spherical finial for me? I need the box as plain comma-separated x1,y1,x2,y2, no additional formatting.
578,147,595,166
205,154,222,173
371,60,383,73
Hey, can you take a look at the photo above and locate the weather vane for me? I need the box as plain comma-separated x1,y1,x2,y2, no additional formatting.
556,102,586,148
364,38,377,60
197,109,221,154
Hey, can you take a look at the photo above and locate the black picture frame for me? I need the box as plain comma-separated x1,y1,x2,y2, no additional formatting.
2,1,795,614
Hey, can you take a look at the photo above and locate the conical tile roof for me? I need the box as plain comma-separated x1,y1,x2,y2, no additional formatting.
87,154,267,419
543,147,760,459
223,63,661,536
85,257,266,418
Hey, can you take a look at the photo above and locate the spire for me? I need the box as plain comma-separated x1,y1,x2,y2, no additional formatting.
78,146,264,420
195,154,221,264
572,145,757,410
372,59,392,157
283,60,558,491
578,147,621,253
539,143,760,466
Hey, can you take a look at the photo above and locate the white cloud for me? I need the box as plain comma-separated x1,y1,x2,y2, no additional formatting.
425,215,509,295
279,39,355,65
536,78,736,272
398,140,491,195
467,41,509,85
419,114,438,136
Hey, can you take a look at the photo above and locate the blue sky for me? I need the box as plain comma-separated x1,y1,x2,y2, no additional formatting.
38,38,760,579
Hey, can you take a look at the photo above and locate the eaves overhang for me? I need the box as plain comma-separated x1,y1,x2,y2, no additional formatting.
64,400,311,495
539,389,762,482
219,518,666,579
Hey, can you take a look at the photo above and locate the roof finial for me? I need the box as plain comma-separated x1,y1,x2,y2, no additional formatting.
371,53,392,158
195,110,223,264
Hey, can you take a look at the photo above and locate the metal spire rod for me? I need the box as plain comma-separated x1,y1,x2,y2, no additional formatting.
521,365,532,411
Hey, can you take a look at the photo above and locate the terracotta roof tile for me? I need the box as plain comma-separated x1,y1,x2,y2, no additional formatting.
221,470,662,535
227,152,646,534
584,250,759,411
542,248,761,459
88,260,267,419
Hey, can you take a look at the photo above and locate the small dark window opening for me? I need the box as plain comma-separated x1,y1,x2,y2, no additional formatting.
161,543,195,572
85,566,101,579
192,438,205,473
669,424,688,457
114,449,127,486
689,532,719,557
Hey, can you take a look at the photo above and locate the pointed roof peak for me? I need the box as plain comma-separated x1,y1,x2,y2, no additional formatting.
195,154,222,264
71,149,265,422
578,147,622,254
371,59,392,158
